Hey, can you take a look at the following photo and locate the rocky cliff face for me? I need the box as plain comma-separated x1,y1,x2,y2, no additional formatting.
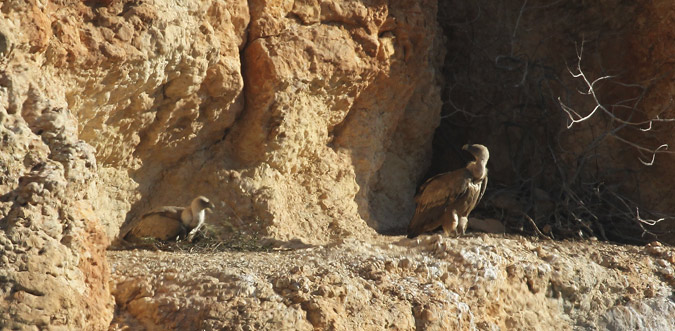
1,0,441,327
1,0,674,329
0,103,112,327
2,0,442,245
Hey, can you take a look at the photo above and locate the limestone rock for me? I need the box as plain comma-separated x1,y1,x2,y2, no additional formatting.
108,235,675,330
1,0,441,246
2,0,675,329
0,105,113,329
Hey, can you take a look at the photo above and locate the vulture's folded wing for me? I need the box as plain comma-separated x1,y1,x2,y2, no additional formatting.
118,206,185,241
408,169,471,238
141,206,184,219
478,172,488,203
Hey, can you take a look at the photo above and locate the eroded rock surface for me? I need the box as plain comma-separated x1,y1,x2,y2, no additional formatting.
2,0,442,245
108,235,675,330
1,0,442,326
0,106,112,328
2,0,675,329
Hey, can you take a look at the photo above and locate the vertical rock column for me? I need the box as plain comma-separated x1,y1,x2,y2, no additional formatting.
216,0,444,242
0,101,113,328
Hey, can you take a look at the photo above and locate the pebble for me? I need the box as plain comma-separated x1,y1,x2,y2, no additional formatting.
421,307,436,321
644,286,656,298
440,272,449,282
646,241,665,256
656,259,669,268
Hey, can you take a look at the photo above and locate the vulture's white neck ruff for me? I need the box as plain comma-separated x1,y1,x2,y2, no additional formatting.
467,159,488,180
180,199,208,228
191,209,206,228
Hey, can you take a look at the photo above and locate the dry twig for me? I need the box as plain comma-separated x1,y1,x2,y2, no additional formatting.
558,40,675,166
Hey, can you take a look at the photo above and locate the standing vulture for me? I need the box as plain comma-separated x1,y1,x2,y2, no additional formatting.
407,144,489,238
118,196,215,244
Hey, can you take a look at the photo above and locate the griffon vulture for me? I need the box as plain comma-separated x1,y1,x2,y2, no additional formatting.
407,144,489,238
119,196,215,243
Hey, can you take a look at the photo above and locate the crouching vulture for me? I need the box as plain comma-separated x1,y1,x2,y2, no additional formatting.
407,144,489,238
118,196,215,244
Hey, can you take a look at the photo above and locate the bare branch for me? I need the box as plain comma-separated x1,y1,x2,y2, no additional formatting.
440,1,675,244
610,135,671,166
558,40,675,166
512,0,529,40
636,207,665,226
521,212,551,239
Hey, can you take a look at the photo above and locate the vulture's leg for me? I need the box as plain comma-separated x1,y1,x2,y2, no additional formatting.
442,211,459,237
176,225,188,241
459,216,469,235
187,222,204,242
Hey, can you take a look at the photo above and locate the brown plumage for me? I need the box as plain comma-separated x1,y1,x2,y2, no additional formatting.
407,144,489,238
118,196,215,243
124,206,186,241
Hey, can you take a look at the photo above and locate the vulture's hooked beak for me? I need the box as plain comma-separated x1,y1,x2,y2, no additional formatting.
462,144,479,159
207,202,215,213
461,144,489,163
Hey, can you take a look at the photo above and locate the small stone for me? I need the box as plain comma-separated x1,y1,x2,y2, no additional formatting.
306,301,320,310
274,278,290,289
399,258,412,269
316,285,328,296
543,253,558,263
646,244,665,256
421,307,436,321
644,287,656,298
116,24,134,42
100,42,125,60
433,241,443,253
446,264,458,273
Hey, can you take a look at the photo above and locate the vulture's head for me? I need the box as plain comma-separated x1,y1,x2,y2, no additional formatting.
463,144,490,163
192,196,215,213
